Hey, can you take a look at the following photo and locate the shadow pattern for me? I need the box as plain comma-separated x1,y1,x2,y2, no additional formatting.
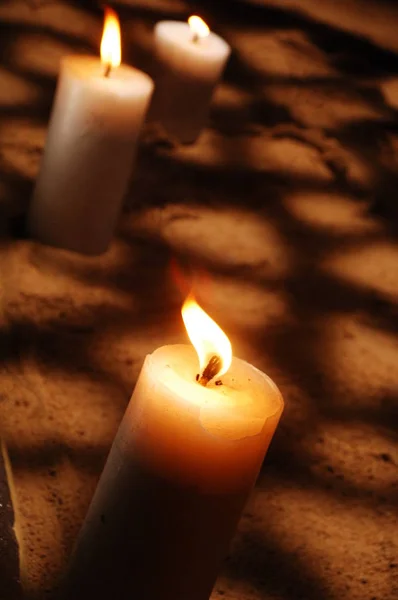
0,1,398,599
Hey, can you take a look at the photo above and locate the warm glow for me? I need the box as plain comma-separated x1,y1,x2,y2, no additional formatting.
101,7,121,68
188,15,210,40
182,295,232,379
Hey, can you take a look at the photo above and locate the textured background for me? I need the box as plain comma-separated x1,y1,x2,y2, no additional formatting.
0,1,397,599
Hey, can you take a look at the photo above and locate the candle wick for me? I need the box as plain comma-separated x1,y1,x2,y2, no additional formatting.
104,63,112,78
198,355,222,387
192,32,200,44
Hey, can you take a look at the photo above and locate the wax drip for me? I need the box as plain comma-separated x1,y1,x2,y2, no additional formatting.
198,355,222,386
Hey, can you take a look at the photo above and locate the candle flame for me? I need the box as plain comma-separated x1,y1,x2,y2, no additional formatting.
101,7,121,68
182,295,232,379
188,15,210,40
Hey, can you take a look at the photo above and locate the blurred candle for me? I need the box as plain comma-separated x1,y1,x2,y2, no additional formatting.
151,16,231,144
29,8,154,255
62,296,284,600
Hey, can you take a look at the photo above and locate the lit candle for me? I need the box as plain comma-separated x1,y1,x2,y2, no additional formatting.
61,296,284,600
151,16,231,144
28,8,154,256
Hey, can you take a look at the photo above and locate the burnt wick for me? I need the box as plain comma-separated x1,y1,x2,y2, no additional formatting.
195,374,199,382
198,355,222,387
104,63,112,78
215,380,222,386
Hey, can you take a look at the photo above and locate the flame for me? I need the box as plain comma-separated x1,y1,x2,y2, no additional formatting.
101,7,121,68
182,295,232,379
188,15,210,41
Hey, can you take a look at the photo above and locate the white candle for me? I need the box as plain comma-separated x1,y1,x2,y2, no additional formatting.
61,297,284,600
151,16,231,144
29,9,154,256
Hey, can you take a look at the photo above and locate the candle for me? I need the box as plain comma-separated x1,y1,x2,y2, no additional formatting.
61,296,284,600
151,16,231,144
28,8,154,256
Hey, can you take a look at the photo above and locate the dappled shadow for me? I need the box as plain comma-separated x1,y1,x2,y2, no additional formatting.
0,0,398,599
225,528,334,600
7,438,110,477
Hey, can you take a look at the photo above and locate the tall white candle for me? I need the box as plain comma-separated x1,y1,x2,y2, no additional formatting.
61,297,284,600
28,9,154,256
151,17,231,144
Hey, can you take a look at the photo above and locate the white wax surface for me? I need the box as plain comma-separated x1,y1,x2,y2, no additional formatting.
29,56,153,255
151,344,278,439
151,22,231,143
118,344,283,493
155,21,231,79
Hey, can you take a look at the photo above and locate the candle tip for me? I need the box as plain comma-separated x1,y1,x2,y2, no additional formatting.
101,7,121,68
198,355,222,387
188,15,210,44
